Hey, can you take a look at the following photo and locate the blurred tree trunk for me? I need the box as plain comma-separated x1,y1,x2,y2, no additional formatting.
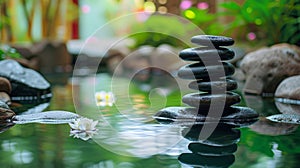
0,1,13,42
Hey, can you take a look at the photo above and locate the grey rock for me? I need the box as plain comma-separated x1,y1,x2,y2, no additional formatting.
0,60,50,89
0,60,51,101
240,43,300,94
275,75,300,101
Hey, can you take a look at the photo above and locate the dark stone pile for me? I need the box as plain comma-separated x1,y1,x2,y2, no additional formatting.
154,35,258,126
178,123,239,167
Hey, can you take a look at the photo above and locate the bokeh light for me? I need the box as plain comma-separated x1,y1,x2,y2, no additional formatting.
158,6,168,14
81,4,91,14
144,1,156,13
255,19,262,25
180,0,192,10
158,0,167,5
247,32,256,41
197,2,209,10
184,9,196,19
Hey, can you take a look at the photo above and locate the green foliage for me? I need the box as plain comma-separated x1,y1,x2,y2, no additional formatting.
129,15,198,49
220,0,300,45
0,48,22,61
181,7,225,35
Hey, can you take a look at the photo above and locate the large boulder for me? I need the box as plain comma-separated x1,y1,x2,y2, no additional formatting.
240,43,300,95
275,75,300,102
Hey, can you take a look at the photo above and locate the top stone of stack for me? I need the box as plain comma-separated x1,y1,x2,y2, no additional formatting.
191,35,234,47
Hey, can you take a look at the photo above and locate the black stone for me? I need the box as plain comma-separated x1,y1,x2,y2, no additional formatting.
191,35,234,47
179,47,234,62
188,142,238,156
0,60,52,103
188,79,238,92
177,62,235,80
178,153,235,168
182,92,241,108
154,106,259,127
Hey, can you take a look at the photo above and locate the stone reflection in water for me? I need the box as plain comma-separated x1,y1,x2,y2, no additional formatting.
275,101,300,115
178,123,239,168
250,118,299,136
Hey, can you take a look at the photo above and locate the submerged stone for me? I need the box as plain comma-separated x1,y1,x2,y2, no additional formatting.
177,62,235,80
182,92,241,108
188,142,237,156
191,35,234,47
188,79,238,92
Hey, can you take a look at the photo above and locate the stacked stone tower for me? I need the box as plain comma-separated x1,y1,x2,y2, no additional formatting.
155,35,258,126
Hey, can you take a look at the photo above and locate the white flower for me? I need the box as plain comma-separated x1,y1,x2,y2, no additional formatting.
95,91,116,107
69,117,98,141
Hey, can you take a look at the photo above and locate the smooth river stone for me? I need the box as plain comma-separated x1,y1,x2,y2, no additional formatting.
154,106,259,127
177,62,235,80
188,79,238,92
178,153,235,168
182,92,241,108
179,47,234,62
188,142,238,156
191,35,234,47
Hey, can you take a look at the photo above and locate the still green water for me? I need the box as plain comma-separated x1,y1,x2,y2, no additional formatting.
0,73,300,168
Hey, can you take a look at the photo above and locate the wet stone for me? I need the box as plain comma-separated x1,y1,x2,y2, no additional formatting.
188,79,238,92
188,142,238,156
191,35,234,47
154,106,258,124
182,92,241,108
0,60,50,90
0,60,51,102
177,62,235,80
179,47,234,62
